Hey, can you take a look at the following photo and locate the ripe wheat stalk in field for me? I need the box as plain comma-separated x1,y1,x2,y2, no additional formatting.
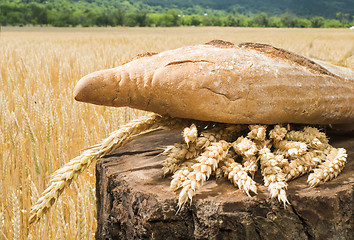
0,27,353,239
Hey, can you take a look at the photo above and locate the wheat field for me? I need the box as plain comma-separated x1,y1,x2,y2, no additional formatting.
0,27,353,240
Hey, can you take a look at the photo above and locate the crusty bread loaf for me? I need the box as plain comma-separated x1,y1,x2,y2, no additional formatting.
74,40,354,125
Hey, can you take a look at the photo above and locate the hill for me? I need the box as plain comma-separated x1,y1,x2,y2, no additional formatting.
0,0,353,27
1,0,353,18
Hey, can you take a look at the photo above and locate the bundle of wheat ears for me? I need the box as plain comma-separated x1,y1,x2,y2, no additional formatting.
29,40,353,224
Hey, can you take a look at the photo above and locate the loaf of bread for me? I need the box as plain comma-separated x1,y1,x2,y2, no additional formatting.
74,40,354,125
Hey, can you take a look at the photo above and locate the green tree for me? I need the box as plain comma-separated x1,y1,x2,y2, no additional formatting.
325,19,342,28
254,12,269,27
110,9,125,26
135,11,149,27
336,12,350,27
29,3,48,25
224,14,237,26
281,12,295,27
310,16,325,28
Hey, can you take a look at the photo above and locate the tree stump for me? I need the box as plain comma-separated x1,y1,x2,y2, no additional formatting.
95,129,353,240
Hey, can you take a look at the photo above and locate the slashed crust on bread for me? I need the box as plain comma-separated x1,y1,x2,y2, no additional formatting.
239,42,337,77
123,51,158,65
205,39,235,48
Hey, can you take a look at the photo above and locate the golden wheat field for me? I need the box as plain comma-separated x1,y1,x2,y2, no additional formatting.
0,26,353,240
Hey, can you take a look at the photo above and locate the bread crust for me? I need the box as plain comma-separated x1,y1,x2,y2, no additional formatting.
74,41,354,125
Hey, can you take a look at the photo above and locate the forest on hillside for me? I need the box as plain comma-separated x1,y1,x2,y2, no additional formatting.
0,0,353,27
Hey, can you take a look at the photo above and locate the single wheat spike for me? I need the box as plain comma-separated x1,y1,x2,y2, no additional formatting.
183,123,198,146
77,192,87,240
259,147,289,206
284,150,325,181
29,114,170,224
303,126,329,145
12,190,21,240
170,159,197,190
222,157,257,196
162,143,191,175
275,140,308,157
247,125,267,141
307,148,347,187
269,125,288,142
232,136,258,158
55,199,65,240
178,141,230,208
285,128,327,150
232,136,259,176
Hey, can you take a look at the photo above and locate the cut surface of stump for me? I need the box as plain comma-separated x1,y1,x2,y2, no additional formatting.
96,130,353,240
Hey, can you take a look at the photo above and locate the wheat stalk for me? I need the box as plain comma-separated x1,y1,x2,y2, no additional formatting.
29,113,169,224
12,190,21,240
54,199,65,240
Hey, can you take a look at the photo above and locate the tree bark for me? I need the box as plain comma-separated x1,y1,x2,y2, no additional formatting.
96,129,353,240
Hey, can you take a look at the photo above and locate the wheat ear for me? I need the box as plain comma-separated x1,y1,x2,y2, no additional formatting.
29,114,168,224
162,143,191,175
163,124,243,175
222,156,257,196
307,147,347,187
247,125,267,141
178,141,230,208
170,159,197,190
232,136,259,176
259,147,289,206
269,125,288,142
284,150,324,181
285,128,326,150
275,140,308,157
183,123,198,146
